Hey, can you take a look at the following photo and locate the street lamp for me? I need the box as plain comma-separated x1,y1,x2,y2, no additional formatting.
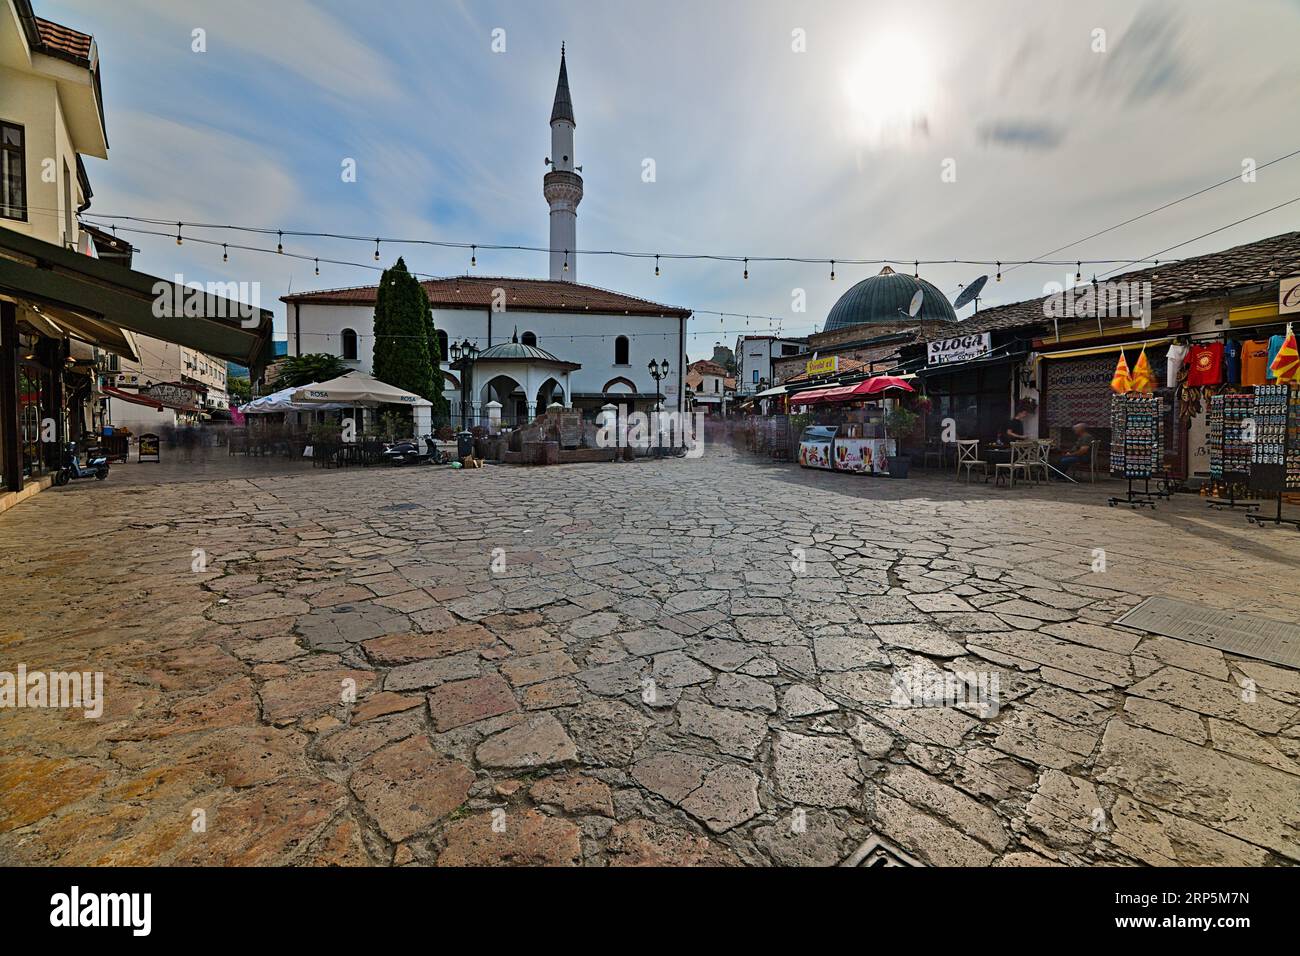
449,339,480,429
647,358,670,457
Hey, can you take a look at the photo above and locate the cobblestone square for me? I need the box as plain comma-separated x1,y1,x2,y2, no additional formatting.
1,449,1298,866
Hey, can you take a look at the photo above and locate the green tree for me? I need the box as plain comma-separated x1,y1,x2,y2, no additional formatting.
372,258,449,421
274,353,347,389
227,375,252,404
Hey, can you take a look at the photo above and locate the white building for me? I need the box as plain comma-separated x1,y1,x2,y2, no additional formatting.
735,335,808,396
686,359,733,416
104,333,231,434
282,48,691,424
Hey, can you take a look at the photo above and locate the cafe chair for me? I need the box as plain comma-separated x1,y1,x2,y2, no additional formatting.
955,440,988,484
1027,439,1053,484
995,440,1036,488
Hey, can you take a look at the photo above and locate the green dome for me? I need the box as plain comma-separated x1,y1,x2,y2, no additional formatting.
824,266,956,332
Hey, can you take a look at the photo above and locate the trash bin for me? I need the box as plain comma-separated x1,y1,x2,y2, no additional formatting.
456,431,475,461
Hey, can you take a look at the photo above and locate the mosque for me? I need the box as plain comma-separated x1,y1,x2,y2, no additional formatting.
283,48,692,425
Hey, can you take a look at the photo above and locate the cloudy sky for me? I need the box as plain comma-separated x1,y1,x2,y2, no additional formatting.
44,0,1300,361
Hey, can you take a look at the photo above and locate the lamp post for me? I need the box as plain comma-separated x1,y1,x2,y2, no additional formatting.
647,358,670,457
448,339,480,429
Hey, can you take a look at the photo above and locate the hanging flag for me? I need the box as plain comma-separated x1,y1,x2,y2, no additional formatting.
1110,350,1132,394
1130,348,1155,394
1270,327,1299,384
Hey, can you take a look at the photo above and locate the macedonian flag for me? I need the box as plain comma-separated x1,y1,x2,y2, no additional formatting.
1130,348,1155,394
1111,350,1133,394
1270,328,1299,384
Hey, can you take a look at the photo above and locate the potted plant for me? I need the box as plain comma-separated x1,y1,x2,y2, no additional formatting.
884,407,919,478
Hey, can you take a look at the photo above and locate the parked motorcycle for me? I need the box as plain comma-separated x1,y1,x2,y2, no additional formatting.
55,443,109,485
380,438,424,466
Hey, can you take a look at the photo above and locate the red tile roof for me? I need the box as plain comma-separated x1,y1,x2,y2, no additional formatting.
34,18,93,63
283,276,691,317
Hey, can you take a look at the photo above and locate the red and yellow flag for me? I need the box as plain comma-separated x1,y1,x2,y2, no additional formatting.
1130,348,1155,394
1270,328,1299,384
1110,351,1133,394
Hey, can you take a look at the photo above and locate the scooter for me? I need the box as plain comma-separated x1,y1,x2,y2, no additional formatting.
55,442,109,485
380,438,423,466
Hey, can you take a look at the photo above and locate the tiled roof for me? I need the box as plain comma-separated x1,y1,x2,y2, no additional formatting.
34,18,93,63
688,359,728,376
960,230,1300,334
282,276,691,317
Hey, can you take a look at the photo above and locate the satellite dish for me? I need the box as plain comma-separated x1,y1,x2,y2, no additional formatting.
953,275,988,311
906,289,924,318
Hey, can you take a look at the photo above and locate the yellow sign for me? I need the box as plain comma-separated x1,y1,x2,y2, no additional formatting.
805,355,839,376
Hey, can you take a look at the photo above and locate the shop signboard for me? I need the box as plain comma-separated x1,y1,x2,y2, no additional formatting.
928,333,991,366
805,355,839,377
138,433,161,462
1280,275,1300,315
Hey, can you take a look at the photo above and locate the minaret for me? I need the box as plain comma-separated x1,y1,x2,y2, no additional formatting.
544,43,582,282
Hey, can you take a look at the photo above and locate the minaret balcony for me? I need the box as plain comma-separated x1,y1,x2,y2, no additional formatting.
543,169,584,206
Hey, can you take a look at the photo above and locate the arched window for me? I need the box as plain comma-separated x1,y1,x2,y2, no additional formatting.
614,335,629,365
521,330,537,347
436,329,448,363
341,328,358,361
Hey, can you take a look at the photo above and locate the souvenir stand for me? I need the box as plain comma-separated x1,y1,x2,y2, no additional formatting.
1245,383,1300,530
1205,392,1259,512
792,376,914,477
1107,394,1168,508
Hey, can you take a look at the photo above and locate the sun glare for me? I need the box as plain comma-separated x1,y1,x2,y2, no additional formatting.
842,31,937,148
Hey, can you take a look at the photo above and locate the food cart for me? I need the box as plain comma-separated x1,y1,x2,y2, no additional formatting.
792,376,915,477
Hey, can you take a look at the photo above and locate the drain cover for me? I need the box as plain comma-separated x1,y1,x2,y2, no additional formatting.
841,834,924,867
1115,597,1300,670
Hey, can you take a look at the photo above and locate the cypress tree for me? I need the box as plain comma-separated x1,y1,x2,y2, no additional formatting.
371,258,449,422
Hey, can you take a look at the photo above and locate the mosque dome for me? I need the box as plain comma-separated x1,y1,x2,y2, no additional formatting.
823,266,957,332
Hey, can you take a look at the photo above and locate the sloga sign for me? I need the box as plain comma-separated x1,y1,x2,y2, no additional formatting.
927,333,991,366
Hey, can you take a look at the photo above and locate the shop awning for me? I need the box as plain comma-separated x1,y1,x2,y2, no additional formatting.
0,225,275,376
753,384,789,398
790,376,915,405
1036,337,1174,361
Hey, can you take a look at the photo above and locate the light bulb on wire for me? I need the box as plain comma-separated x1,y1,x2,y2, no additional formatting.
830,260,836,281
221,244,228,263
654,255,660,278
374,239,380,262
277,231,284,254
470,245,476,268
175,222,183,246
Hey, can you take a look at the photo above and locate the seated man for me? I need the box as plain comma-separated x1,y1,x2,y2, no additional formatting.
1056,423,1094,478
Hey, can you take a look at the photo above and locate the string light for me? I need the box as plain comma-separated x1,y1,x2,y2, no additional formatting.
563,249,569,273
830,259,836,281
374,238,380,261
277,230,283,254
470,245,477,268
221,243,227,263
1075,261,1082,282
654,254,660,277
996,261,1002,282
314,258,320,276
914,260,919,278
175,222,182,245
743,258,749,280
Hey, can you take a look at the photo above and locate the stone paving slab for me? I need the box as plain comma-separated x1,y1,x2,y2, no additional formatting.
1,444,1298,866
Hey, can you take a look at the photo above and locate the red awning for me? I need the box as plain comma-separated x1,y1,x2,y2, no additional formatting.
791,376,915,405
103,384,164,410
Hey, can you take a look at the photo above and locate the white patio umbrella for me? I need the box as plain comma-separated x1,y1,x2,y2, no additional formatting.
240,383,348,414
292,372,434,435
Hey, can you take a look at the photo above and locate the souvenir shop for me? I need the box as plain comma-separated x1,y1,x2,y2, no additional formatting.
791,376,915,476
1103,319,1300,521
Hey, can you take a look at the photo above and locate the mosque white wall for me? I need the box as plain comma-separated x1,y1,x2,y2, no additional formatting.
288,302,686,413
